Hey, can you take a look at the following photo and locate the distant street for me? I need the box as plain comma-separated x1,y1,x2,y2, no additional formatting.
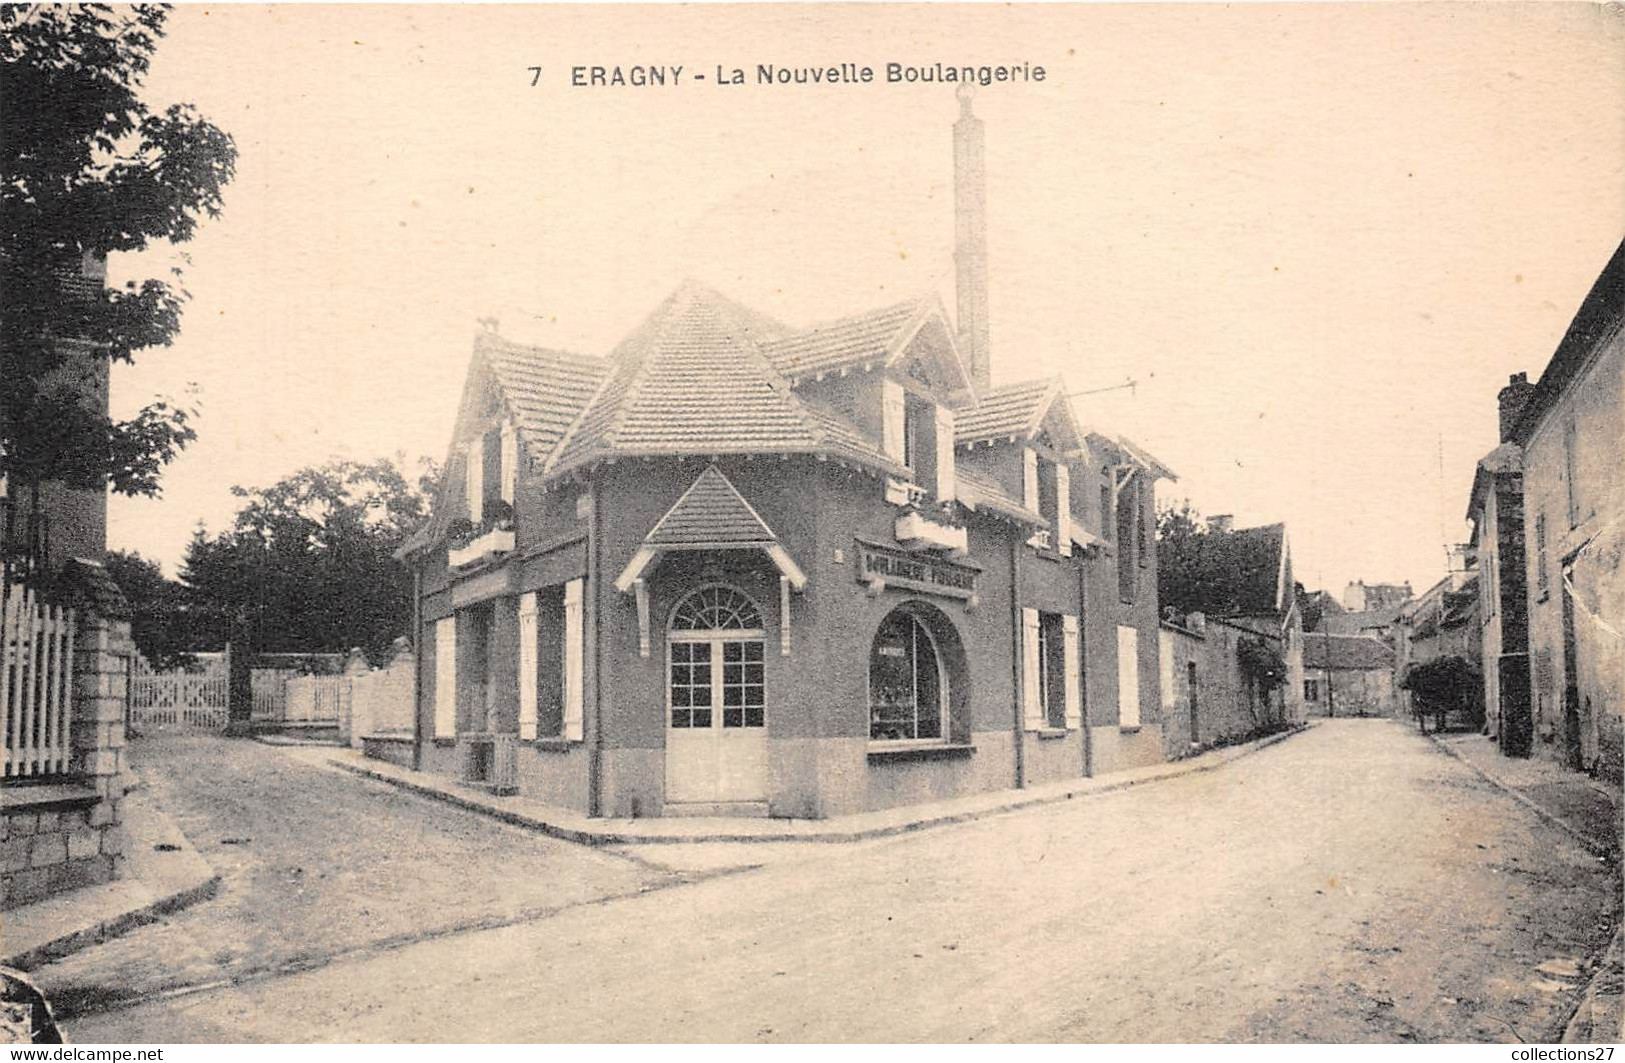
49,721,1617,1043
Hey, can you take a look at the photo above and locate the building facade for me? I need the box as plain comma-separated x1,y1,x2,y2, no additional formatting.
1302,633,1398,718
396,99,1174,819
1512,238,1623,781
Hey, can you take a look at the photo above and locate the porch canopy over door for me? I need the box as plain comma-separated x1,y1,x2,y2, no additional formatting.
614,464,808,657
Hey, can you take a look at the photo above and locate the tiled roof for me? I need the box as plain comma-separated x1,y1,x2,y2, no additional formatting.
1304,633,1395,671
475,333,608,465
759,299,925,379
548,284,866,477
957,465,1044,526
647,465,778,546
955,378,1058,444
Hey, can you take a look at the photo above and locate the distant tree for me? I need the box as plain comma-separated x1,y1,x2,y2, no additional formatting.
1,5,236,583
104,549,205,669
181,457,438,664
1156,498,1207,615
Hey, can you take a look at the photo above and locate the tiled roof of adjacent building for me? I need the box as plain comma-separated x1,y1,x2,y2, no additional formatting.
759,299,926,379
646,465,779,546
957,465,1045,526
475,333,608,465
954,378,1060,444
1304,633,1396,671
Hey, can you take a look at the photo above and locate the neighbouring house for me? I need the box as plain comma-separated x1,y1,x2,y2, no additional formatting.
394,96,1175,819
1,252,132,911
1342,580,1413,614
1157,518,1306,739
1510,237,1623,781
1302,632,1398,718
1465,372,1536,756
1394,571,1482,719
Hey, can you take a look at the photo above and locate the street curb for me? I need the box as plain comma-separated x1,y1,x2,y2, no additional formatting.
1423,731,1618,859
325,723,1308,847
3,794,223,973
1563,927,1624,1044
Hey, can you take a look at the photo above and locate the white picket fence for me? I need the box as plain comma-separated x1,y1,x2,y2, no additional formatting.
1,587,78,778
129,656,229,731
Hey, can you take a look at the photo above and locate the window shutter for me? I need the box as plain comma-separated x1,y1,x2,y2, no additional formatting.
563,578,585,741
1062,614,1082,729
1022,607,1043,730
500,422,518,505
466,436,484,525
881,380,907,463
1023,448,1040,513
434,617,457,738
518,591,538,740
1055,463,1072,556
1117,625,1141,728
935,405,956,501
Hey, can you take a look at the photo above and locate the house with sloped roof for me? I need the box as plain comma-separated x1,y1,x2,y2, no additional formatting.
1156,518,1306,733
1302,632,1398,717
392,95,1175,819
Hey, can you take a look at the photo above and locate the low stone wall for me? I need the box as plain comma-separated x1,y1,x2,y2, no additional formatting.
2,799,121,909
360,734,414,769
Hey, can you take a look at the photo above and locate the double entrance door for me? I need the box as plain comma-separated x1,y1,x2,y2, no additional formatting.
665,632,767,808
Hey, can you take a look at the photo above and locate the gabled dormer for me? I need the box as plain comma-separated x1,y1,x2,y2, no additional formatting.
958,377,1088,556
447,375,520,572
762,294,975,530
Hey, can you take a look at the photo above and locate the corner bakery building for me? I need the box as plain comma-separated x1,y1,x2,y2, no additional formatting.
396,98,1175,818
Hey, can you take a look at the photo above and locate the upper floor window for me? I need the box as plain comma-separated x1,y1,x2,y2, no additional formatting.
465,421,518,525
882,378,954,502
1023,449,1072,555
1117,475,1139,602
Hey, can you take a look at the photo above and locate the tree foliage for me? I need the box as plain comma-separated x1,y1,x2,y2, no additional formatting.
1155,498,1208,616
104,548,205,669
2,4,236,579
181,458,439,664
1399,655,1485,730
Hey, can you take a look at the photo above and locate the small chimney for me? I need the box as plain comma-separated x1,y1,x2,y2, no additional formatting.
954,87,991,391
1497,371,1534,443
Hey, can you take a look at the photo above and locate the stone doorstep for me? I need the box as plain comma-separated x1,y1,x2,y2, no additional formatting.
2,792,220,973
313,725,1309,847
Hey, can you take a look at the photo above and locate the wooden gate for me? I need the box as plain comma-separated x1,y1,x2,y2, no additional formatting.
129,656,229,731
1,587,77,778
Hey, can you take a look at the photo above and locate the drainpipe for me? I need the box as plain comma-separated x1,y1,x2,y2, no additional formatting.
1077,549,1094,778
411,567,423,770
586,480,604,818
1010,532,1026,789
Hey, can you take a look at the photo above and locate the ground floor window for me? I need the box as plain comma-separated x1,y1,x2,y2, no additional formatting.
870,608,944,741
1305,678,1320,703
1039,612,1067,729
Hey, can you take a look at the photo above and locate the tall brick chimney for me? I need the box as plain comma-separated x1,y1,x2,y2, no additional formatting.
954,87,991,391
1498,371,1534,443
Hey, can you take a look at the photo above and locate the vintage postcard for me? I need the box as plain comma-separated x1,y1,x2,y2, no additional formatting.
2,1,1621,1047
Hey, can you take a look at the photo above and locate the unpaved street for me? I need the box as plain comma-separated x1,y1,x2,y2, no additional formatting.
56,721,1619,1042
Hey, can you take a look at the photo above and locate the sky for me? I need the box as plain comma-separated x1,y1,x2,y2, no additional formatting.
106,2,1625,600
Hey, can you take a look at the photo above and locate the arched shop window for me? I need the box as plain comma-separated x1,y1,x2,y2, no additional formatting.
869,607,946,742
668,586,765,730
